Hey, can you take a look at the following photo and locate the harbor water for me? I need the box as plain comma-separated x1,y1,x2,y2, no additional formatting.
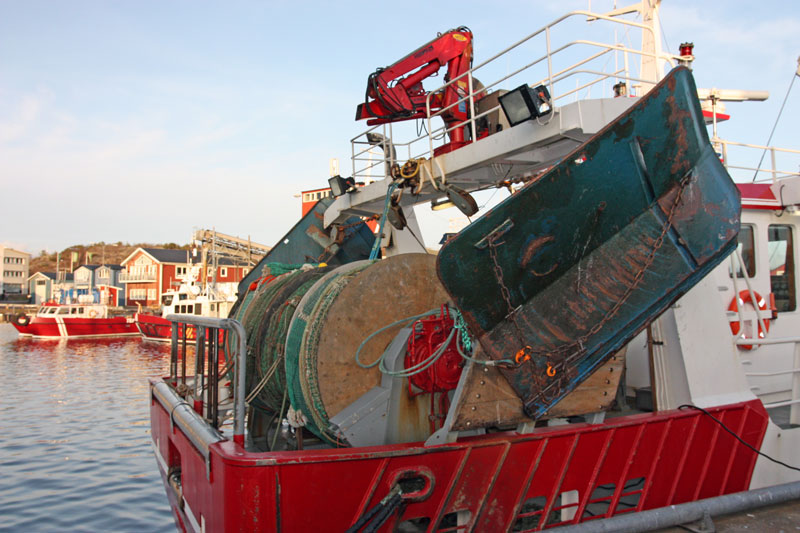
0,323,175,532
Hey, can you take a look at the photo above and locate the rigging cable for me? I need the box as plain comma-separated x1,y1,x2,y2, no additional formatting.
678,404,800,472
751,63,799,182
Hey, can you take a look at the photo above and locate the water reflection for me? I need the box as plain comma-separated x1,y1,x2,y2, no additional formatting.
0,324,175,532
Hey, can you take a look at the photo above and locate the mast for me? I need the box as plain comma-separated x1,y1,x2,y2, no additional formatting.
596,0,664,94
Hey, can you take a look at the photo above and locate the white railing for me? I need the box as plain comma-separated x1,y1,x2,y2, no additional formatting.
731,249,800,424
739,337,800,425
351,9,680,181
119,272,157,282
714,139,800,184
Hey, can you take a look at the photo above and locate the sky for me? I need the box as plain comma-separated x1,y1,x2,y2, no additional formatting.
1,0,798,256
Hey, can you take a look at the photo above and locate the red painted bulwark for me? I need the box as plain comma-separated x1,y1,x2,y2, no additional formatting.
150,391,768,533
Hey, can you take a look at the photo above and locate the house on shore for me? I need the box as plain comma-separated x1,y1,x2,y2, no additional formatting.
120,247,249,308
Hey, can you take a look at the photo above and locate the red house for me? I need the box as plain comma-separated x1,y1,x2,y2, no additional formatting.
120,248,192,308
120,247,251,308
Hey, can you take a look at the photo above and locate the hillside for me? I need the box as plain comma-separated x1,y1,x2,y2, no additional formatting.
30,242,190,275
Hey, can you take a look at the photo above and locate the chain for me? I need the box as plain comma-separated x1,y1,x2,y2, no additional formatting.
487,235,534,365
486,171,695,379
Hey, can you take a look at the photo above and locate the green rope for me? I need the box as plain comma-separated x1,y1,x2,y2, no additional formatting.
354,308,439,369
379,326,457,377
369,182,398,260
453,309,473,354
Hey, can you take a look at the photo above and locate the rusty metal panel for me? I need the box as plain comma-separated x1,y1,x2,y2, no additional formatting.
436,67,740,419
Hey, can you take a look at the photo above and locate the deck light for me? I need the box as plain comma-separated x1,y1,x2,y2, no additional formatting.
499,84,553,127
431,198,455,211
328,175,356,197
430,185,479,217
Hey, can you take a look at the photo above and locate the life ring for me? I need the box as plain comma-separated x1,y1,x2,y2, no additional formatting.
728,290,770,350
88,309,98,318
14,313,30,326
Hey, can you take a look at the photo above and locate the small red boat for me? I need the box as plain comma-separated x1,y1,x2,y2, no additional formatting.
11,303,139,339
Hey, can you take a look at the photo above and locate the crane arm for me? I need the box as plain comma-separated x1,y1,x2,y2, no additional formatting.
355,27,475,125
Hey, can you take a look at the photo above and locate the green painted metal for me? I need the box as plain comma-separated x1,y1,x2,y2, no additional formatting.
237,197,375,296
436,67,740,419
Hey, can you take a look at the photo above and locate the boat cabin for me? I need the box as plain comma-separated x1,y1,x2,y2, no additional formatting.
37,304,107,319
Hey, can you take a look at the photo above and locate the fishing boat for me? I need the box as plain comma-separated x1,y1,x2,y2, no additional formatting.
149,3,800,532
12,302,138,339
135,279,236,342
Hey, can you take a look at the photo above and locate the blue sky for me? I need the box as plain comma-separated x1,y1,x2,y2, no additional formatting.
1,1,798,255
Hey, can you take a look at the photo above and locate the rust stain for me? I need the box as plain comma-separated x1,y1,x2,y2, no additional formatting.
519,235,555,269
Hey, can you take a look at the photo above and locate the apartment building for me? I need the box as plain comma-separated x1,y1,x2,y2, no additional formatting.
0,246,30,297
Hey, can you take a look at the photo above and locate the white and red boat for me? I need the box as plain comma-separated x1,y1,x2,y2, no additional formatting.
135,280,236,342
149,3,800,532
12,302,139,339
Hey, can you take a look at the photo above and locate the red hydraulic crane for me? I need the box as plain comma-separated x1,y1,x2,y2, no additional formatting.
355,27,485,154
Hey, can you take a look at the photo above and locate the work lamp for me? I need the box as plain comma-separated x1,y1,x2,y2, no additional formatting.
328,175,356,197
499,84,553,127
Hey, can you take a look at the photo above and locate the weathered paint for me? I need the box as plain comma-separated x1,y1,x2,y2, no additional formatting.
436,67,740,419
151,383,767,532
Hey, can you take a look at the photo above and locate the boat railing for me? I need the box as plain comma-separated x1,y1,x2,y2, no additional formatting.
730,249,800,425
165,314,247,446
737,336,800,425
715,138,800,183
351,8,680,181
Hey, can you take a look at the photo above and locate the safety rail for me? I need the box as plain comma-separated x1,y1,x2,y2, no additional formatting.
351,8,680,181
738,337,800,426
714,139,800,183
165,314,247,446
730,249,800,425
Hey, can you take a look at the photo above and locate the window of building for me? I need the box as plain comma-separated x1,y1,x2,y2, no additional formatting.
130,289,147,300
219,267,228,277
769,224,796,312
177,266,187,276
730,224,756,278
148,289,156,301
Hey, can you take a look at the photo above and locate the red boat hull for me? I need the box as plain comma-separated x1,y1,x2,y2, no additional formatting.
13,316,139,338
136,313,185,342
136,313,226,344
150,380,768,533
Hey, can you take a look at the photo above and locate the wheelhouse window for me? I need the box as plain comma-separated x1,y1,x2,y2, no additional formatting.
769,224,796,312
730,225,756,278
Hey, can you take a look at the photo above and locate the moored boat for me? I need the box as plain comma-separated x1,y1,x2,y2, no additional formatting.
135,280,236,342
148,3,800,532
12,302,138,339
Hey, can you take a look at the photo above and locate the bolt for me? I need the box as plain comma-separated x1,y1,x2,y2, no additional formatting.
471,406,476,411
466,421,471,427
480,380,485,385
475,393,481,399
